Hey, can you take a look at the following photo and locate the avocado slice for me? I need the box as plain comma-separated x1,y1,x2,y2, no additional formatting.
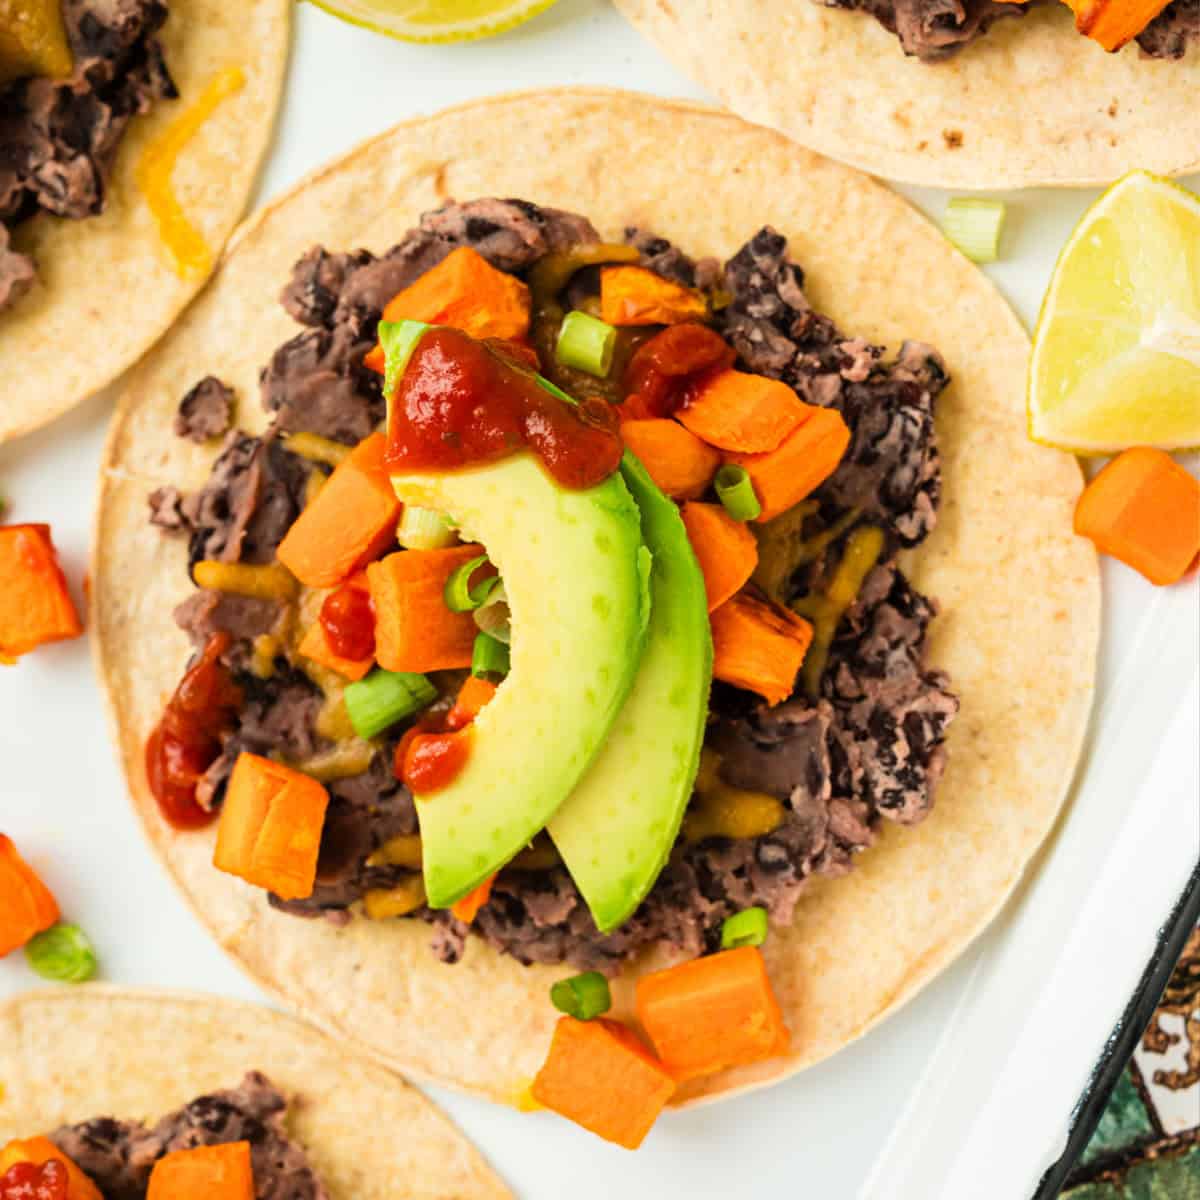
548,453,713,932
390,455,650,908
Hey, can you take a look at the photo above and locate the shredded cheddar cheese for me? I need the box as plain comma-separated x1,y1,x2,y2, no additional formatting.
136,66,245,279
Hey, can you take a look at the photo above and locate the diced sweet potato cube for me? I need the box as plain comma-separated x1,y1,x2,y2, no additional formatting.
276,434,399,588
531,1017,676,1150
0,524,82,661
1074,446,1200,586
726,407,851,522
600,266,707,327
147,1141,254,1200
680,502,759,612
367,544,483,674
678,369,810,453
635,946,790,1082
621,419,720,501
710,591,812,705
0,835,60,958
213,754,329,901
363,247,532,372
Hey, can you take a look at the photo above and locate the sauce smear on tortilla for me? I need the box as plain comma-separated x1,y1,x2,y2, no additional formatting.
145,632,242,829
384,327,622,489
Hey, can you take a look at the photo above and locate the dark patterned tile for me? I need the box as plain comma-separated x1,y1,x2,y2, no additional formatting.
1063,926,1200,1196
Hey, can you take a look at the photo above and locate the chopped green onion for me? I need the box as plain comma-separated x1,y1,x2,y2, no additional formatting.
536,375,577,406
720,906,769,951
942,198,1006,264
379,319,431,400
550,971,612,1020
471,632,510,680
444,554,500,613
714,464,762,521
25,923,97,983
473,583,511,645
556,311,618,378
344,669,436,739
397,505,457,551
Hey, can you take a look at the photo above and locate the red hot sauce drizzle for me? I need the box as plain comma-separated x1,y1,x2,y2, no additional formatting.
622,323,736,420
145,632,243,830
393,689,493,796
383,327,623,490
0,1160,69,1200
1,1161,69,1200
319,578,375,661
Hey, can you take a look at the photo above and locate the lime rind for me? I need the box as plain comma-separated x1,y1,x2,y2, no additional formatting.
1029,170,1200,455
305,0,559,43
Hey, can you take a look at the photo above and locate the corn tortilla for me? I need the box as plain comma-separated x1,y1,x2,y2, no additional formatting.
0,986,510,1198
0,0,289,443
92,89,1101,1107
614,0,1200,189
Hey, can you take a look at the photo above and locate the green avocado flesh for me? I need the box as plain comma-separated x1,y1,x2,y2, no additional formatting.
390,454,649,909
548,453,713,932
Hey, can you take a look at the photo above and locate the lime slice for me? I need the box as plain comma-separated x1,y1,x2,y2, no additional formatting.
1029,171,1200,454
308,0,559,42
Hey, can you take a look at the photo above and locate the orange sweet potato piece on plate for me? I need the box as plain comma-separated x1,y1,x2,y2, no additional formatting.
0,524,82,661
1074,446,1200,585
531,1017,676,1149
0,835,60,958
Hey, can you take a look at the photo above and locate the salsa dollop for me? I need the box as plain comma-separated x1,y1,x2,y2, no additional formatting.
145,632,242,830
383,327,623,490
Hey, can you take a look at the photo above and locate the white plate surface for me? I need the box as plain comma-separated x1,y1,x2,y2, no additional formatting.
1,4,1197,1197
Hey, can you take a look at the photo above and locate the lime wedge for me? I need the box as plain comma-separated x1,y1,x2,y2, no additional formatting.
1029,171,1200,454
308,0,560,42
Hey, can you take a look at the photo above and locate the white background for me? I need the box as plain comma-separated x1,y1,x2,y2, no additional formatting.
2,2,1198,1197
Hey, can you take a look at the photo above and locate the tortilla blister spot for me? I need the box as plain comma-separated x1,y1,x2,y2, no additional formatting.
612,0,1200,189
0,0,290,443
0,988,510,1199
92,90,1100,1107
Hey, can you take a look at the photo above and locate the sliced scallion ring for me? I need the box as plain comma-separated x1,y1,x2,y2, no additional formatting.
550,970,612,1020
444,554,500,613
720,906,769,951
471,632,510,680
942,198,1006,264
25,922,98,983
344,669,436,739
714,464,762,522
398,505,457,551
473,583,511,645
556,311,618,378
